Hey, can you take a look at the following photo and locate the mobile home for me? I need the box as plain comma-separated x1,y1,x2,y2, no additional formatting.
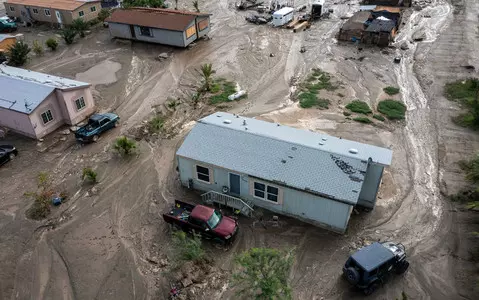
272,7,294,27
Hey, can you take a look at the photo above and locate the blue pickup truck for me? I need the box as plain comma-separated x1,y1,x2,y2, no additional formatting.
75,113,119,143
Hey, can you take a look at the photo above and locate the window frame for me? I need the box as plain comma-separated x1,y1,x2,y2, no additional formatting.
195,165,211,184
32,8,39,14
90,6,97,12
44,9,51,16
252,181,280,204
78,10,84,17
9,6,15,12
139,26,153,37
74,96,86,111
40,109,54,125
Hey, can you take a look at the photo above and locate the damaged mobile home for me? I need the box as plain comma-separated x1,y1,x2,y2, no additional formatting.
176,112,392,233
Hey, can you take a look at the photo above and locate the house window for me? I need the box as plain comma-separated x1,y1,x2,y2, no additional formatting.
198,19,209,31
45,9,51,16
185,25,196,38
90,6,97,12
79,11,84,17
32,8,38,14
75,96,86,110
41,110,53,124
196,165,210,183
10,6,15,12
139,26,152,37
253,181,279,203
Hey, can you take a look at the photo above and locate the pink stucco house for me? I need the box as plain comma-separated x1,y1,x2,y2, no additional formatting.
0,65,95,139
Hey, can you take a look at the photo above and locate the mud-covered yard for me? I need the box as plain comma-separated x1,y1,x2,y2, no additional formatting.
1,0,478,299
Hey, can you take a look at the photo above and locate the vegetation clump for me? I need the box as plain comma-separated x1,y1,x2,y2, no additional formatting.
233,248,294,300
32,40,43,56
97,8,111,22
149,115,165,133
82,167,98,184
445,78,479,128
373,114,386,121
113,136,137,156
71,18,90,38
353,116,372,124
62,28,77,44
171,231,204,263
383,86,400,95
377,99,407,120
346,100,372,114
45,38,59,51
7,41,30,66
299,94,330,109
24,172,54,220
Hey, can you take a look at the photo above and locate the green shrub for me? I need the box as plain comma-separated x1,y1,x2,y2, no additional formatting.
24,172,53,220
82,167,97,183
445,78,478,103
209,80,237,104
113,136,136,156
149,115,165,133
299,92,317,108
71,18,89,37
172,230,204,263
373,114,385,121
383,86,400,95
346,100,372,114
98,8,111,22
378,99,407,120
32,40,43,56
353,117,372,124
62,28,77,44
7,41,30,66
45,38,59,51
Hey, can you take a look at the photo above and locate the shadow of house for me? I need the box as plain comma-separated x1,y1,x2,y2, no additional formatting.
361,0,412,7
362,19,397,46
338,11,372,42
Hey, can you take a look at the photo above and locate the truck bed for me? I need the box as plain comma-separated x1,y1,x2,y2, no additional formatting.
164,200,195,222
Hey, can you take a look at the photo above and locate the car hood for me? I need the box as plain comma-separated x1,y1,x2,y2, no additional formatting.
0,145,15,151
75,126,93,137
213,216,237,236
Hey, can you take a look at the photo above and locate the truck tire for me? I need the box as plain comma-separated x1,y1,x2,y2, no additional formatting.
363,282,379,296
345,267,360,285
92,135,99,142
396,261,410,274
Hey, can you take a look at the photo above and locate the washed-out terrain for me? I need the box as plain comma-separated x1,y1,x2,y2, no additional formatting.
1,0,478,299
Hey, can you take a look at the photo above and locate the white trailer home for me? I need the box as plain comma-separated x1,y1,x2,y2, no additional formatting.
272,7,294,27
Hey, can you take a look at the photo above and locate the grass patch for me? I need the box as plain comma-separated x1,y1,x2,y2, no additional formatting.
346,100,372,114
373,114,385,121
383,86,400,95
209,80,237,104
149,115,165,133
300,69,339,94
378,99,407,120
445,78,478,103
299,93,330,109
353,117,372,124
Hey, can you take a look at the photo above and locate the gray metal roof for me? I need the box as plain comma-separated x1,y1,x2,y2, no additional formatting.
176,112,393,205
351,242,394,272
0,65,90,114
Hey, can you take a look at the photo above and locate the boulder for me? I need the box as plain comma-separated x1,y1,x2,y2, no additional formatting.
157,53,168,60
400,42,409,50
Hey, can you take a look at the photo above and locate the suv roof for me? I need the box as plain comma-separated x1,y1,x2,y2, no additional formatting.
351,242,395,272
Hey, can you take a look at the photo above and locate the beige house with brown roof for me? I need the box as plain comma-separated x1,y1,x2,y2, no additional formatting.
4,0,101,26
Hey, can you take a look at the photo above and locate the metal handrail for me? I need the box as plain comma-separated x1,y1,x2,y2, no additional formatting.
201,191,254,215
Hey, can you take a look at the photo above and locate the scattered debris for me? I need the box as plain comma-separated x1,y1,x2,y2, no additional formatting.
61,129,70,135
394,56,401,64
245,14,270,24
228,90,247,101
157,53,169,60
400,42,409,50
269,53,275,57
462,65,475,71
412,28,426,41
300,46,306,53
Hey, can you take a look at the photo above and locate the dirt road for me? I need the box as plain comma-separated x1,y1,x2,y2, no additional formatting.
1,0,478,299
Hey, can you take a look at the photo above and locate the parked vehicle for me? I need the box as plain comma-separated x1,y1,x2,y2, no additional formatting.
75,113,119,143
0,145,18,166
343,241,409,295
163,200,239,244
0,18,17,33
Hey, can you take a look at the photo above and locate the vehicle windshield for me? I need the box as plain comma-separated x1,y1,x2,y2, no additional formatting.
206,210,222,229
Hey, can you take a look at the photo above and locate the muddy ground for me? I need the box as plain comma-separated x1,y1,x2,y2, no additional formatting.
1,0,479,299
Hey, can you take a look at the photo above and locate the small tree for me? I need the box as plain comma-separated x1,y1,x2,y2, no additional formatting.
32,40,43,56
71,18,90,38
24,172,54,220
82,167,98,184
62,28,77,44
192,0,199,12
7,41,30,66
113,136,136,156
97,8,111,22
198,63,216,92
233,248,294,300
171,230,204,263
45,38,59,51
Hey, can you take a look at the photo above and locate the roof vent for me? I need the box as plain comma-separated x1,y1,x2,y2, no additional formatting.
216,114,221,117
349,148,359,154
281,159,286,163
291,147,297,151
322,137,327,141
318,142,325,146
223,119,232,124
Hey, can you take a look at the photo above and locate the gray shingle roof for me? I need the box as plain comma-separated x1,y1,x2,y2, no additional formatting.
0,65,90,114
176,112,393,205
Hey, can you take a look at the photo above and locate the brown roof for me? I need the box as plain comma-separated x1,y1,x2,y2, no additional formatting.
132,7,211,17
106,8,207,32
341,11,371,31
6,0,100,11
373,6,402,13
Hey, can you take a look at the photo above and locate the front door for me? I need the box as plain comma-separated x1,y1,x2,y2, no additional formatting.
229,173,241,196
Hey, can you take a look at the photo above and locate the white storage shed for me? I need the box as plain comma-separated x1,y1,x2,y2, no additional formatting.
272,7,294,27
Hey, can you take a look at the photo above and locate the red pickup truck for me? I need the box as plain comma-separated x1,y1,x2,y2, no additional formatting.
163,200,239,243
